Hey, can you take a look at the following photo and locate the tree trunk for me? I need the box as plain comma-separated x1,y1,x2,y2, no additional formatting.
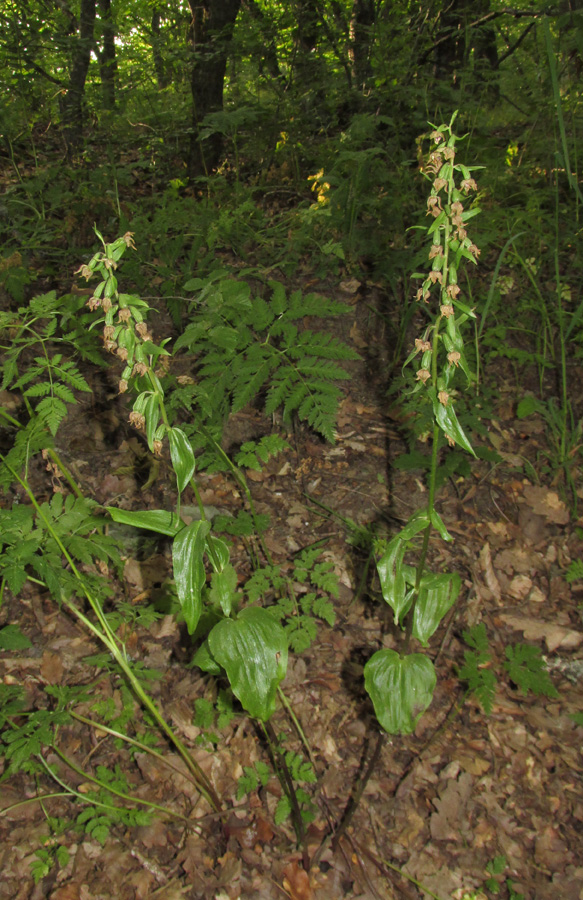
244,0,282,82
187,0,241,179
151,9,171,90
98,0,117,109
62,0,96,149
349,0,375,90
434,0,468,85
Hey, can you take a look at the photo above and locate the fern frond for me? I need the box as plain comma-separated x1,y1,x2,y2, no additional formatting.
54,360,91,392
23,382,51,398
291,331,360,361
503,644,559,698
51,383,77,404
35,397,68,436
459,649,497,713
286,290,351,319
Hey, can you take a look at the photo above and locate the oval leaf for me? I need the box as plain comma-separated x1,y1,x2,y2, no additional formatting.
433,400,476,456
168,427,195,493
106,507,182,536
412,572,461,645
206,534,231,572
192,638,222,675
173,520,211,634
429,508,453,542
399,508,430,541
208,607,288,721
364,650,436,734
144,393,160,452
210,564,238,616
376,536,407,625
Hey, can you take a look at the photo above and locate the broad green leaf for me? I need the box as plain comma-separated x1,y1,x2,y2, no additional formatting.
206,534,230,571
210,564,238,616
208,607,288,721
399,509,430,541
433,400,476,456
376,536,407,624
364,650,436,734
192,639,222,675
106,507,182,536
168,427,195,493
429,508,453,542
173,521,211,634
412,572,461,645
0,625,32,651
516,396,538,419
144,393,160,451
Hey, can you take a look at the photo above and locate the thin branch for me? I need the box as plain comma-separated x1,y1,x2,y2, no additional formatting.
419,5,557,65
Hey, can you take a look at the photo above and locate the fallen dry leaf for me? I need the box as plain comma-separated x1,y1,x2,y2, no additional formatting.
500,615,583,652
283,859,312,900
522,485,569,524
480,542,501,602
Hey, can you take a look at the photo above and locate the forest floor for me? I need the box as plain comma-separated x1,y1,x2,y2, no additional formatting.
1,268,583,900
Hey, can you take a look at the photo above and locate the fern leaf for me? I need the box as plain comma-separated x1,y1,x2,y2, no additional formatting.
51,383,77,404
35,397,68,436
56,362,91,392
459,649,496,713
286,290,351,320
503,644,559,698
23,382,52,398
292,330,360,360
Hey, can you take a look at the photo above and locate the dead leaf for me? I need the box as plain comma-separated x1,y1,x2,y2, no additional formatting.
535,825,572,869
339,278,361,294
457,755,491,776
522,485,569,524
430,771,474,841
500,615,583,652
41,650,64,684
50,886,82,900
508,574,533,600
282,860,312,900
480,542,501,602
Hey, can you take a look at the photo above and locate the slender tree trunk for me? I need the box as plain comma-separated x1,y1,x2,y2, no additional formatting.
434,0,468,85
98,0,117,109
244,0,282,82
151,9,171,90
349,0,375,90
187,0,241,179
62,0,96,149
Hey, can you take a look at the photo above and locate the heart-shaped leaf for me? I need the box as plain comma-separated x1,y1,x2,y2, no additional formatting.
364,649,436,734
208,607,288,721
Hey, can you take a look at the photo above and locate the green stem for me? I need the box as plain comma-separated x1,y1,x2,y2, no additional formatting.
53,746,192,823
69,711,206,791
1,457,222,812
262,720,309,868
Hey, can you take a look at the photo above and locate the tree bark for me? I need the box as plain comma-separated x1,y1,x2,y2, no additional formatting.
62,0,96,149
151,9,171,90
187,0,241,179
98,0,117,109
349,0,375,90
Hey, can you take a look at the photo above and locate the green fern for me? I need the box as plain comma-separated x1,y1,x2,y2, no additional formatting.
503,644,559,698
566,558,583,582
173,277,359,444
459,624,497,713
